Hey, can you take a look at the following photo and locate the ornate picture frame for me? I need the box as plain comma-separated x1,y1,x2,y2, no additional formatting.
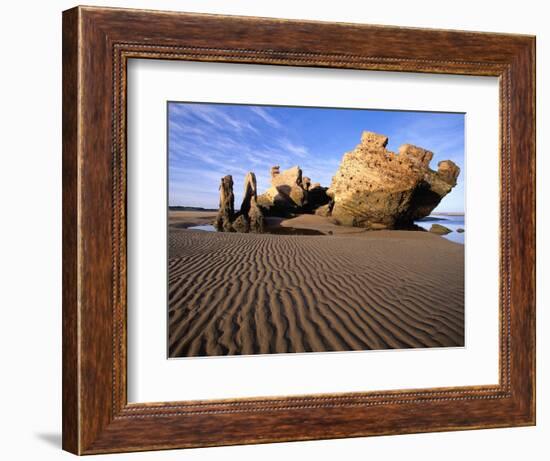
62,6,535,454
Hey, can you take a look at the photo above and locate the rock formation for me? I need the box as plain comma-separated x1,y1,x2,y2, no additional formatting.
215,172,265,233
257,165,329,215
239,172,257,217
215,130,459,232
214,175,235,232
239,172,264,233
257,165,306,211
325,131,460,229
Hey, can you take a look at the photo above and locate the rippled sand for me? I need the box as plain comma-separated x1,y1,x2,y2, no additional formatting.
168,227,464,358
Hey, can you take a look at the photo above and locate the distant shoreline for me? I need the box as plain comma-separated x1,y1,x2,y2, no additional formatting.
431,211,465,216
169,205,217,212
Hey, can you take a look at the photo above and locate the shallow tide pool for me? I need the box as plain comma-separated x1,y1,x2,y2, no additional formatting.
187,215,465,244
414,215,465,244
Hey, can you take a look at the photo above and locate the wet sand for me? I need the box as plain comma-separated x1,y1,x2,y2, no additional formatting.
169,210,217,229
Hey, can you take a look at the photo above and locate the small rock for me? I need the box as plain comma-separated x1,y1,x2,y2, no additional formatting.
429,223,453,235
315,203,332,217
457,228,465,233
368,222,388,230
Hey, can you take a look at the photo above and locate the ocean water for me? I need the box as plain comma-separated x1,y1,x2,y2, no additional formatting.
187,224,216,232
414,214,465,244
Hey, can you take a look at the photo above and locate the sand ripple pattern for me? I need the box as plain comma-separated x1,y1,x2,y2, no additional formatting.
168,229,464,357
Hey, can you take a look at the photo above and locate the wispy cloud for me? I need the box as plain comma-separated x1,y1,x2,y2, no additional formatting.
277,138,309,158
249,106,282,128
170,104,260,135
168,102,465,212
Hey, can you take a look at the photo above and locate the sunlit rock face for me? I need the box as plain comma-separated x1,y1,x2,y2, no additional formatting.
257,165,306,212
327,131,460,229
257,165,329,215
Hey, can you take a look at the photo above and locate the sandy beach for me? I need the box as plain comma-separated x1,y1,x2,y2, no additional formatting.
168,212,464,357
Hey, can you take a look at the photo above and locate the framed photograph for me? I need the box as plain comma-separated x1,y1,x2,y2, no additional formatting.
62,6,535,455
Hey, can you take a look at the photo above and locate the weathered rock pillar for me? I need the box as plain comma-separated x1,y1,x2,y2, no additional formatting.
214,175,235,232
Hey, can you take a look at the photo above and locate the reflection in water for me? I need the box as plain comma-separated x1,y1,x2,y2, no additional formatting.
187,224,217,232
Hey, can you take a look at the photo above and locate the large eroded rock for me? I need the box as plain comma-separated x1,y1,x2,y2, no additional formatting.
327,131,460,229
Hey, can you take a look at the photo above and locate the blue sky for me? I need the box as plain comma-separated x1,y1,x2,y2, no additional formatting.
168,102,465,213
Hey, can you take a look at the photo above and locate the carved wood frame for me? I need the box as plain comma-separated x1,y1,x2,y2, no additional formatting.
62,6,535,454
